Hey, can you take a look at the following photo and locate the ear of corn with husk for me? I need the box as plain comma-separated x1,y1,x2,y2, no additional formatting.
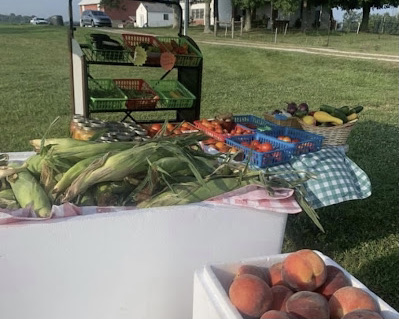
6,163,52,217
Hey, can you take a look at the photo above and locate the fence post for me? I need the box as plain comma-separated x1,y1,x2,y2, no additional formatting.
240,17,244,36
274,27,278,43
225,22,228,37
381,16,385,34
356,21,361,34
214,18,217,37
284,22,288,35
232,17,234,39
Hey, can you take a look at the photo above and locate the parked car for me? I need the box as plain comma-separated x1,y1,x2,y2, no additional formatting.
30,17,49,25
80,10,112,27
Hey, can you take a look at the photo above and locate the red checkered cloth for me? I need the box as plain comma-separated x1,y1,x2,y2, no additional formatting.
205,185,301,214
0,185,300,224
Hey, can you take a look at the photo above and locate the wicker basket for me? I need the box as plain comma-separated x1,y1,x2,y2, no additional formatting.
264,113,303,129
297,119,358,146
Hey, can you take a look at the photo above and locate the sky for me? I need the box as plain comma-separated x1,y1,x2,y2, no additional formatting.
0,0,398,22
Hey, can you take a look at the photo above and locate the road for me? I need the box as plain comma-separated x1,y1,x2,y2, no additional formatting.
106,29,399,63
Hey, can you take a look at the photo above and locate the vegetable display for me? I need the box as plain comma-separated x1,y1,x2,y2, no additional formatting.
0,131,322,230
267,103,363,127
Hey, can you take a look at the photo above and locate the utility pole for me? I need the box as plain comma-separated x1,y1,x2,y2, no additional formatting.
184,0,189,35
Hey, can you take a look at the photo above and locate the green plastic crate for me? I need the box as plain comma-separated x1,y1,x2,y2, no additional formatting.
88,78,128,111
148,80,196,109
84,34,131,63
155,36,202,67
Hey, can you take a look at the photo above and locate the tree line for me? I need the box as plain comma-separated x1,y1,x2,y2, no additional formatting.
0,13,33,24
100,0,398,32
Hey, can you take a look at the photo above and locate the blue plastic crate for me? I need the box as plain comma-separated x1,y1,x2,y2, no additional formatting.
233,114,277,132
225,133,295,168
259,126,324,156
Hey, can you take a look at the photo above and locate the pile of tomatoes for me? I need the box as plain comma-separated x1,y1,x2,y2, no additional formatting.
240,140,274,153
146,122,197,137
196,119,253,136
276,135,300,143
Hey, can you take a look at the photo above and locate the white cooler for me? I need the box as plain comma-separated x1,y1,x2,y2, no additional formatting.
0,182,289,319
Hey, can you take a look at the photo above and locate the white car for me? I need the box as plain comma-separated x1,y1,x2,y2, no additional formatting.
30,17,49,25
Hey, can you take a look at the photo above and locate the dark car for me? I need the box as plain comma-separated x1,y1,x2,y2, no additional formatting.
80,10,112,27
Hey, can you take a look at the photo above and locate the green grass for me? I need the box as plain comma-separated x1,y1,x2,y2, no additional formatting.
0,24,398,310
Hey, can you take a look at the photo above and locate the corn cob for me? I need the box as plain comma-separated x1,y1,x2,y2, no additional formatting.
137,175,256,208
6,163,52,217
46,141,136,163
26,154,44,177
0,189,20,210
52,155,101,195
29,138,94,153
62,142,169,202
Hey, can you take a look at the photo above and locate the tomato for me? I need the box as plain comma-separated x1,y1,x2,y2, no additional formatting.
150,123,162,132
291,138,300,143
250,140,261,148
235,126,243,135
258,143,273,152
167,123,175,131
241,141,251,148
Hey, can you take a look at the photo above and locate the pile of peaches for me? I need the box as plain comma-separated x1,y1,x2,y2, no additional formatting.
229,249,383,319
196,118,253,137
203,138,240,154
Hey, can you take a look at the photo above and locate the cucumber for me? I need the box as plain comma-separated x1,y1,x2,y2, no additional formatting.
351,105,364,114
320,105,335,114
339,106,351,116
331,108,348,124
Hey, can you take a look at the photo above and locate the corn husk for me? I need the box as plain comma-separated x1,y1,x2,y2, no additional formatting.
0,189,20,210
6,163,52,217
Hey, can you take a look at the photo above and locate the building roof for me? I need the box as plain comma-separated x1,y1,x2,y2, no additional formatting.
140,2,173,13
78,0,101,5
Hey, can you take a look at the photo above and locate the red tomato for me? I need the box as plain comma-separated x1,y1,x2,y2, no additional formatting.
258,143,273,152
291,138,300,143
250,140,261,148
241,141,251,147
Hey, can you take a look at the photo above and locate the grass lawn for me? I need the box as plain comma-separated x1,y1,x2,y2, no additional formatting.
0,24,398,310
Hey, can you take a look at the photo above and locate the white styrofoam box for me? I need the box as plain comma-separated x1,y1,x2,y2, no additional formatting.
0,201,288,319
192,251,399,319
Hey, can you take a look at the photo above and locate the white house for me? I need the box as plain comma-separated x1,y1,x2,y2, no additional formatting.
136,2,173,28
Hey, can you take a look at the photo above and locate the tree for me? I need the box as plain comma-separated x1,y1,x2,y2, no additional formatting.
335,0,399,31
232,0,267,30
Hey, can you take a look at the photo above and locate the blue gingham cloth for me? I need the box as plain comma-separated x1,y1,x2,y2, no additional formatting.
268,147,371,209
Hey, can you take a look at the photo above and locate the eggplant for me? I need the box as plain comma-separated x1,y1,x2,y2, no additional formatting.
298,102,309,113
286,102,298,115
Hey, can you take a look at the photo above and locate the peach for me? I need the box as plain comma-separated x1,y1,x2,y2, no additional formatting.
329,286,380,319
285,291,330,319
261,310,297,319
229,274,273,318
315,265,351,299
269,262,287,287
270,285,294,311
282,249,327,291
342,309,384,319
235,264,271,285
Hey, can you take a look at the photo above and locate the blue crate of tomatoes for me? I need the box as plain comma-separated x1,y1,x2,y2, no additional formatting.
260,126,324,156
225,133,295,168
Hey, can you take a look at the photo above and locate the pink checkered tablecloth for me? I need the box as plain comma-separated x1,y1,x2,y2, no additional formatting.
0,185,301,224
